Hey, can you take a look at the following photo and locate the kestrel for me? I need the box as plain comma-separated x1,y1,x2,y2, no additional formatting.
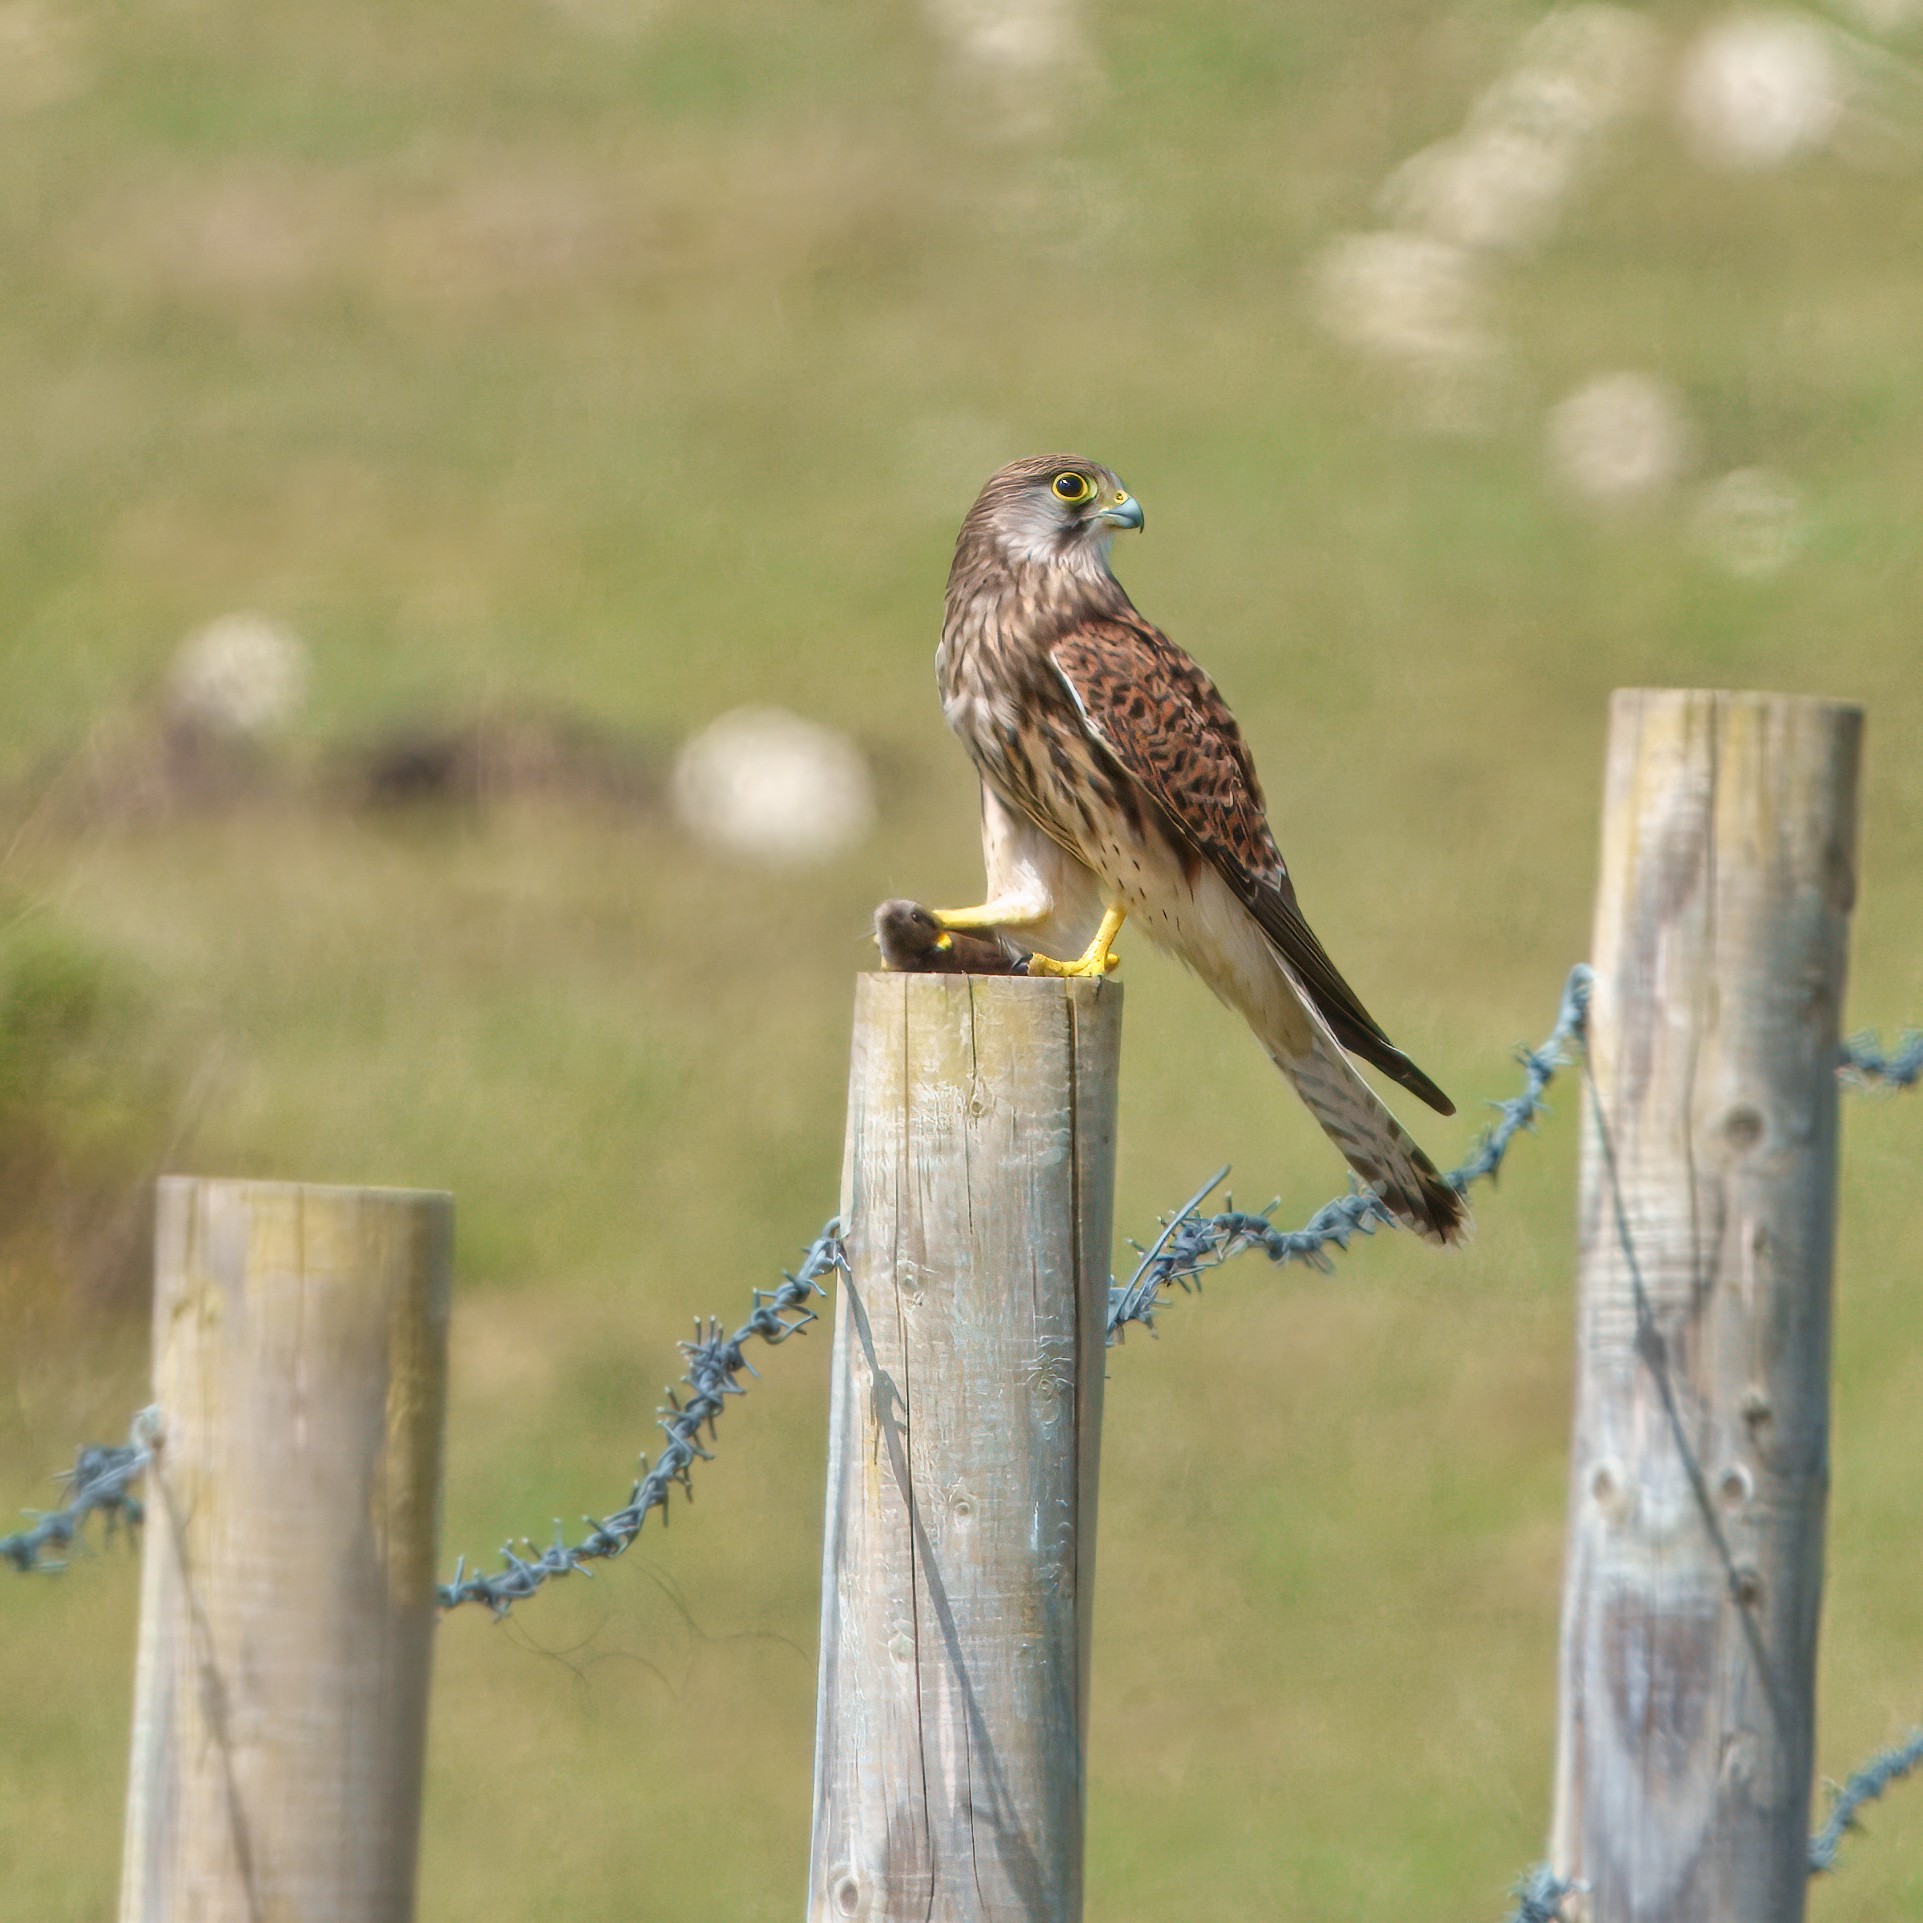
927,454,1465,1244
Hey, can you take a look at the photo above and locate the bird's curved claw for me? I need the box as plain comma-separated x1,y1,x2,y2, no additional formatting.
1020,905,1126,978
1020,947,1121,979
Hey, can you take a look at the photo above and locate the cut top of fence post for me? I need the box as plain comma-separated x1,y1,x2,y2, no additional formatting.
1553,688,1861,1923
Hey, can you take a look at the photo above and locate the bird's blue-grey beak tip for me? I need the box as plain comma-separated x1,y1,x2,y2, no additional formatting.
1099,495,1145,531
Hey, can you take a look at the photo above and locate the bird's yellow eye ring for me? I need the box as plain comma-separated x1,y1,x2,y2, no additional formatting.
1052,472,1094,504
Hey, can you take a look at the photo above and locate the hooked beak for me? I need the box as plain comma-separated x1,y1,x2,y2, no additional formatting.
1097,492,1144,531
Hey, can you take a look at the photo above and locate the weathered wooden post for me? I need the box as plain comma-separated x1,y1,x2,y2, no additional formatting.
808,974,1121,1923
120,1178,453,1923
1551,690,1862,1922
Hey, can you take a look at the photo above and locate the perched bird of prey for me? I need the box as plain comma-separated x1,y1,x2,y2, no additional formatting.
929,454,1465,1243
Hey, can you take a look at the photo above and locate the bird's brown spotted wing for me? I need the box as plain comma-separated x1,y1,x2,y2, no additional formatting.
1048,614,1455,1117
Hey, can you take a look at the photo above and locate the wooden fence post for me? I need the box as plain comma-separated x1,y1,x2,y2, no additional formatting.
808,974,1122,1923
1551,690,1862,1922
120,1178,453,1923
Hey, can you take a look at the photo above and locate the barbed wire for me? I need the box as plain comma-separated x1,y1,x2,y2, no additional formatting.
437,1223,844,1616
1841,1029,1923,1090
14,965,1916,1585
1810,1727,1923,1873
1503,1867,1577,1923
1,1413,155,1573
6,974,1923,1899
1107,963,1595,1339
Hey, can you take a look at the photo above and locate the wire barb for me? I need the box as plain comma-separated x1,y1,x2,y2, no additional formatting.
1,1412,156,1573
1504,1866,1578,1923
1840,1029,1923,1090
1809,1728,1923,1873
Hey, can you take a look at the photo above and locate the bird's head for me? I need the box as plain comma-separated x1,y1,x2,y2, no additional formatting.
959,455,1143,573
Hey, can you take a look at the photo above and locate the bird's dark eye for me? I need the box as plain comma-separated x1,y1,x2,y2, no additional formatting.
1052,472,1094,504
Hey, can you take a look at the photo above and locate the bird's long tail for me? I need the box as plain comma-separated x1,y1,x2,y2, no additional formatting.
1147,873,1468,1244
1264,971,1468,1246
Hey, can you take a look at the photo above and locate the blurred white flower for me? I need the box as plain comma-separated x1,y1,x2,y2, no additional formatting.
1387,9,1663,256
1468,6,1663,167
1382,126,1579,251
167,615,310,738
1547,373,1695,507
1678,13,1844,169
931,0,1084,74
1689,467,1806,576
672,708,875,867
1491,5,1665,138
1310,233,1503,429
1310,232,1497,370
924,0,1093,135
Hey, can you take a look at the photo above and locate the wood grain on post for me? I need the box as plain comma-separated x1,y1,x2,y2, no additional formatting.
1551,690,1862,1923
809,974,1121,1923
120,1179,453,1923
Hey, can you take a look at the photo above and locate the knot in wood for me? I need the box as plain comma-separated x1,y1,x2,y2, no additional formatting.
1589,1457,1634,1521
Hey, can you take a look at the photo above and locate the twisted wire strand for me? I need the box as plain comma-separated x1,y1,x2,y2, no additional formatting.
1107,964,1595,1339
1810,1728,1923,1873
437,1223,844,1616
1841,1030,1923,1090
1,1413,156,1573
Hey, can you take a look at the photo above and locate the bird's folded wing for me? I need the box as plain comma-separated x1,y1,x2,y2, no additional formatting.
1048,616,1454,1117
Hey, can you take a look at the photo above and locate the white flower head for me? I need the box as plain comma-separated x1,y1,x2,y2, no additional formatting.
672,707,876,867
1547,373,1696,507
1690,467,1806,577
1493,5,1665,140
1382,125,1579,252
1678,13,1844,169
167,614,310,738
1310,232,1497,368
933,0,1084,74
924,0,1095,136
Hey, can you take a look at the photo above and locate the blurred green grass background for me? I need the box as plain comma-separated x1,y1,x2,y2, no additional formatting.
3,0,1922,1916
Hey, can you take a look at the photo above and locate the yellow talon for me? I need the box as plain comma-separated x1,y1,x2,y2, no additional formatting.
1025,949,1120,979
1024,906,1126,980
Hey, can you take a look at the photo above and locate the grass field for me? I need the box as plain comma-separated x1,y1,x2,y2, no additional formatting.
3,1,1922,1916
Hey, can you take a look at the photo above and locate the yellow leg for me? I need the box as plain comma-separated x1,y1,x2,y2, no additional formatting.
931,900,1049,933
1023,905,1126,979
